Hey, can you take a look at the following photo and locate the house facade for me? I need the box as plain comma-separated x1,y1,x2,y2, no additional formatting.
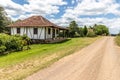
8,16,68,40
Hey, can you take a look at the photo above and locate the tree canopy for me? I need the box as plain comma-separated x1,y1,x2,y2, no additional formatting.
68,21,79,37
0,6,11,33
93,24,109,35
83,25,88,36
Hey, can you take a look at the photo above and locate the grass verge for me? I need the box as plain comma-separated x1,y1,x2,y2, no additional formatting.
0,37,100,80
115,36,120,46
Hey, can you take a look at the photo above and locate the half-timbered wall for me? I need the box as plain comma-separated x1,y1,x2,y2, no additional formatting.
46,27,52,39
11,27,16,35
11,27,45,39
10,27,59,40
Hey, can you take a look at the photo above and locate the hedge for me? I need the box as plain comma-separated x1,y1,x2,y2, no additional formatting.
0,34,30,54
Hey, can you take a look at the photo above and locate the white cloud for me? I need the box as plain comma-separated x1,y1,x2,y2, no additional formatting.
0,0,67,20
50,0,120,34
51,17,120,34
24,0,67,15
0,0,120,34
0,0,25,17
71,0,75,4
63,0,120,16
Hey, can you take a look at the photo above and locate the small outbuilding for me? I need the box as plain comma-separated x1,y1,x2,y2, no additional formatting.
8,16,68,43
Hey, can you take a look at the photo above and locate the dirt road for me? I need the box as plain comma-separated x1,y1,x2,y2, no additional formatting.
25,37,120,80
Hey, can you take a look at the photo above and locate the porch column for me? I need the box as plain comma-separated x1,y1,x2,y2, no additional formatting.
55,28,57,38
51,28,53,39
63,30,65,38
58,29,60,39
57,29,59,39
45,27,46,40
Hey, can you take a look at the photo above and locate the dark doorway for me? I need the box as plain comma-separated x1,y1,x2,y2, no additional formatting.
52,29,55,39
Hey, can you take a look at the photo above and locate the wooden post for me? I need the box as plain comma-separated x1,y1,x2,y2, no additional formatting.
63,30,64,38
51,28,53,39
58,29,60,39
45,27,46,40
55,28,56,39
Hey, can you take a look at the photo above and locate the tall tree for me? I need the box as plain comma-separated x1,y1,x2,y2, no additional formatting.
0,6,11,33
79,27,84,37
69,21,79,37
83,25,88,36
93,24,109,35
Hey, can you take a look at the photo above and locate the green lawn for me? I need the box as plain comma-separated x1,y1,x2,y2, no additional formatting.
0,37,100,80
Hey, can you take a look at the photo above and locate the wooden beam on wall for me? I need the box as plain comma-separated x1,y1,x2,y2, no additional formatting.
45,27,46,40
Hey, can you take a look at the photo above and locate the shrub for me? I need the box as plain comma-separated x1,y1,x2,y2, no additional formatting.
21,34,31,49
87,31,96,37
5,37,23,51
0,39,3,46
74,32,80,37
0,46,6,53
0,33,30,54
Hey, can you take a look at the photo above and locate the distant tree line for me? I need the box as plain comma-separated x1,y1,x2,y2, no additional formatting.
68,21,109,37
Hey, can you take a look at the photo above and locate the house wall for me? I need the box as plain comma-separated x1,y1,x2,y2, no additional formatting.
10,27,59,40
55,29,59,37
11,27,45,39
11,27,16,35
46,27,52,39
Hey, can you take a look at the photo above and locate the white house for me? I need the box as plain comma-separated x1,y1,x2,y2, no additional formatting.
8,16,68,42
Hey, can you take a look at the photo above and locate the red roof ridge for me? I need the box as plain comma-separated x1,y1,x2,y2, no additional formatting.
8,15,68,30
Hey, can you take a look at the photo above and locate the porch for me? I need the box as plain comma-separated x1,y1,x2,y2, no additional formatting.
31,37,68,44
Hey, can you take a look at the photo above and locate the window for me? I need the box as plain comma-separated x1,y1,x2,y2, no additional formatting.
17,28,20,34
34,28,38,34
48,28,51,34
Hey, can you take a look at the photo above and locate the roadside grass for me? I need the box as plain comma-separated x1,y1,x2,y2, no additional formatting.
115,36,120,46
0,37,100,80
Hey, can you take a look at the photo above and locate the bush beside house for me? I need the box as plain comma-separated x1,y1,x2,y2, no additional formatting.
0,34,30,55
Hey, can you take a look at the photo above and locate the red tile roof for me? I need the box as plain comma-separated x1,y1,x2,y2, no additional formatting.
8,16,67,30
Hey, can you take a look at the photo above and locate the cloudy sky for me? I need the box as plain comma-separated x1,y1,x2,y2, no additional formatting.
0,0,120,34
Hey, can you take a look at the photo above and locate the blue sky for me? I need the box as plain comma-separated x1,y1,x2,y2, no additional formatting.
0,0,120,34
